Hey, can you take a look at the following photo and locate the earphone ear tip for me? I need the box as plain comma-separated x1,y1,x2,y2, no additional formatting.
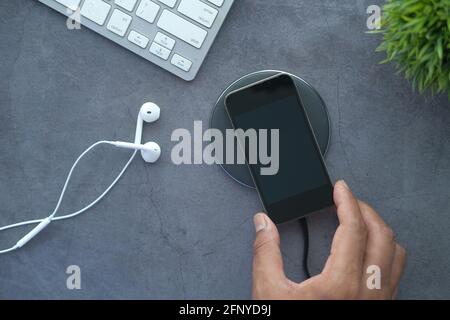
140,102,161,123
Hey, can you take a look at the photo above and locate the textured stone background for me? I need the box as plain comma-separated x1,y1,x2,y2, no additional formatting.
0,0,449,299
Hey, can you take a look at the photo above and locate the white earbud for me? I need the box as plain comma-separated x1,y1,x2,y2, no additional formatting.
135,102,160,144
114,102,161,163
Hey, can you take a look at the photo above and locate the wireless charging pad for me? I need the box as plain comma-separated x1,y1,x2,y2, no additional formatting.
209,70,331,188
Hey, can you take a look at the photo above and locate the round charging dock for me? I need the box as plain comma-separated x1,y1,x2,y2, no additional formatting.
209,70,331,188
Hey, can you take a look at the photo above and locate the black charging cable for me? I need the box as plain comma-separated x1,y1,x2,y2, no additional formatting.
299,218,312,279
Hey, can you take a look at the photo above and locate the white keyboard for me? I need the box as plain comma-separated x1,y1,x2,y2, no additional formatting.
39,0,234,81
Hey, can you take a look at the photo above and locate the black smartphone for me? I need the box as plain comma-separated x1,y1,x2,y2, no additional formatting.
225,74,334,224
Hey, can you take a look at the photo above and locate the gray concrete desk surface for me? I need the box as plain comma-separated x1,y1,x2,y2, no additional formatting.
0,0,449,299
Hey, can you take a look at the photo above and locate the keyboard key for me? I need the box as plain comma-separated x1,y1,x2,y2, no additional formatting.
128,30,150,48
136,0,160,24
207,0,224,7
81,0,111,25
178,0,218,28
55,0,81,10
157,0,177,8
115,0,137,12
150,42,171,60
107,9,132,36
171,54,192,72
154,32,175,50
157,10,207,49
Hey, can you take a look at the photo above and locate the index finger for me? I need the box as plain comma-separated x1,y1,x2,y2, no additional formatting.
322,181,367,281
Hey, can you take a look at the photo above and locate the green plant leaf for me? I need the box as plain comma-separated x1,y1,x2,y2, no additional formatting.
374,0,450,100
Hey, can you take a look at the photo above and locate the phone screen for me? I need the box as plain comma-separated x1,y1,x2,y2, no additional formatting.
225,74,333,223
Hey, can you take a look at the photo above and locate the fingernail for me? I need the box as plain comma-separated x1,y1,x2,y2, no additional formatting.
254,213,267,232
340,180,350,190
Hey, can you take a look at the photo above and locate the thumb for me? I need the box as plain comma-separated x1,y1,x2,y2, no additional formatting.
252,213,286,289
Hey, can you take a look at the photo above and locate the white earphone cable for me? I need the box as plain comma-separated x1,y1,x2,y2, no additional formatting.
0,141,137,254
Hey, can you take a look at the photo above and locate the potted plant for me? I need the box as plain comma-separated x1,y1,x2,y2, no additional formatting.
376,0,450,99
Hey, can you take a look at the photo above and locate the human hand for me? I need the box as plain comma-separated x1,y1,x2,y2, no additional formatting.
252,180,406,300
